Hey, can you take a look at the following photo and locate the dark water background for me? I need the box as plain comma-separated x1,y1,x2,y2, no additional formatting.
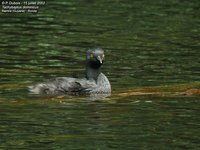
0,0,200,149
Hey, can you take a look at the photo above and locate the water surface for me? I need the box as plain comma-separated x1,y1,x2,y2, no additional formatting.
0,0,200,149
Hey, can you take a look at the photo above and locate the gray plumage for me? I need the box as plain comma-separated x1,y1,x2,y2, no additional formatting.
28,48,111,95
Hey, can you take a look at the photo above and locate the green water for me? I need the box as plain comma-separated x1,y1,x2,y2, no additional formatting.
0,0,200,149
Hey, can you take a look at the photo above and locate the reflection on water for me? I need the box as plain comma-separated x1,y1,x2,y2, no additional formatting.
0,0,200,149
0,96,199,149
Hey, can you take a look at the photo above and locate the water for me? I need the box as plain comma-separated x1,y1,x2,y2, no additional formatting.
0,0,200,149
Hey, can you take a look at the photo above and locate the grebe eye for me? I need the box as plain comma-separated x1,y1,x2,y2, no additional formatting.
90,53,94,58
